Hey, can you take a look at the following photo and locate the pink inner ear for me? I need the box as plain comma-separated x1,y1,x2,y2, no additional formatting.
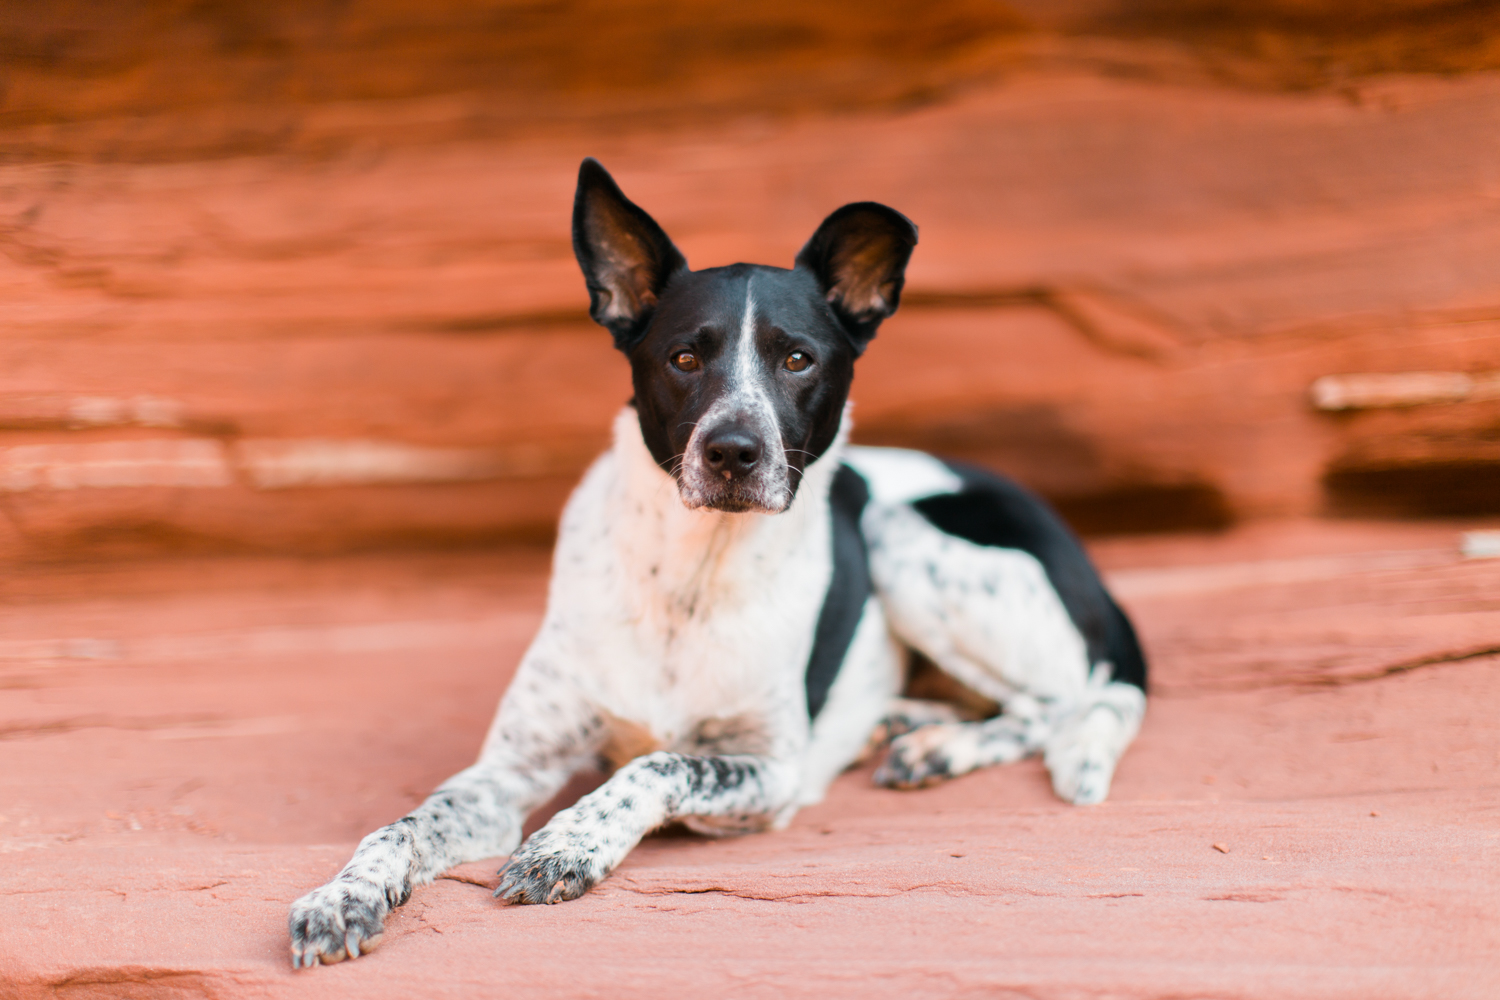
827,233,902,317
600,280,656,323
587,205,659,320
834,270,888,318
589,208,645,267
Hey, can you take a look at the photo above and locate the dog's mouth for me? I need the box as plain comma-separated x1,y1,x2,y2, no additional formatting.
674,461,794,514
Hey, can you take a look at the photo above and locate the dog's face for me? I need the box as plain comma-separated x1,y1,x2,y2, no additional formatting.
572,159,917,513
627,264,854,512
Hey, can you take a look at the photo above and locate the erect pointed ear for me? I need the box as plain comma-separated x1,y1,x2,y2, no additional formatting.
795,202,918,353
572,158,688,351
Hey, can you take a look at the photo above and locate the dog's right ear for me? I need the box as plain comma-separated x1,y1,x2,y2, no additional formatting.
572,158,688,351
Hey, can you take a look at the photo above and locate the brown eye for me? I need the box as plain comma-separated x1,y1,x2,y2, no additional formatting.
784,350,812,373
671,351,700,372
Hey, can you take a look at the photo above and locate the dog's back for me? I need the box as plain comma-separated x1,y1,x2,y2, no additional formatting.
900,459,1147,692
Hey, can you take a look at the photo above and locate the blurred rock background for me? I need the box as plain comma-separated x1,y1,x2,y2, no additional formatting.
3,0,1499,560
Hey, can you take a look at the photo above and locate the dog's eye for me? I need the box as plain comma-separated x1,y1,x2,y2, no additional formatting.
784,351,812,373
671,351,701,372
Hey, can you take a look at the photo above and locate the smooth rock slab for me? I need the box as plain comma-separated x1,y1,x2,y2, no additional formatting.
2,522,1498,998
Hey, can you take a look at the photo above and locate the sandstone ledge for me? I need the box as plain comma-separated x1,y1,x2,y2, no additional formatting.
2,519,1497,998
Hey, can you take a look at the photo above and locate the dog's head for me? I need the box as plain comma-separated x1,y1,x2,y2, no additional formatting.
572,158,917,513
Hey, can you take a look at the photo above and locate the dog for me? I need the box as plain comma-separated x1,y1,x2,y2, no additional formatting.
287,158,1148,967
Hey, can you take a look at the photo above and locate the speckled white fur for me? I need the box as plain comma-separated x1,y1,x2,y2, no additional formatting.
847,446,1145,805
288,434,1143,969
288,405,902,966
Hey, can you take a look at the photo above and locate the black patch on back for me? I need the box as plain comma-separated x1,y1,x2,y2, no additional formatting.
804,464,873,719
910,465,1147,692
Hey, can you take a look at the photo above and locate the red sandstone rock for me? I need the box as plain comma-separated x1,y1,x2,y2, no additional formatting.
4,60,1500,556
2,521,1498,997
4,9,1500,995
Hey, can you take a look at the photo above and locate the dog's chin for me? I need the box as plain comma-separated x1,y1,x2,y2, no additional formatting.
676,474,793,515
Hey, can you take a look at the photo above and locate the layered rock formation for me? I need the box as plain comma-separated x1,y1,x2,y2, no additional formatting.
2,1,1499,557
4,11,1500,994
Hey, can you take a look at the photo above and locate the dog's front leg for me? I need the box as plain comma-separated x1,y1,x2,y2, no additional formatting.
288,765,535,967
288,662,601,967
496,751,799,904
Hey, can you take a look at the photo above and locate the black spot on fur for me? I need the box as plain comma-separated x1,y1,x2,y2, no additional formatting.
804,464,873,718
912,466,1147,692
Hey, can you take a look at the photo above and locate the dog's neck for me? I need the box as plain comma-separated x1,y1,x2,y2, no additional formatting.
609,404,849,607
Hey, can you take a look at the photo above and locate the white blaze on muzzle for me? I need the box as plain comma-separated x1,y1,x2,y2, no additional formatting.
678,278,792,513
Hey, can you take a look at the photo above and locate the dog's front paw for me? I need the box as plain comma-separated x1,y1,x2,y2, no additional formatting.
288,878,389,969
874,723,971,789
495,825,607,905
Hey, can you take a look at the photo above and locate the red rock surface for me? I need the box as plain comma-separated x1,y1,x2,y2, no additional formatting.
4,7,1500,996
3,4,1500,557
3,519,1498,998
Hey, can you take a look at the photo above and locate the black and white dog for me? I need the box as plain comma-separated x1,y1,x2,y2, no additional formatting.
288,159,1148,967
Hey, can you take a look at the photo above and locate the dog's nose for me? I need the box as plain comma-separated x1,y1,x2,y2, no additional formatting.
702,426,763,480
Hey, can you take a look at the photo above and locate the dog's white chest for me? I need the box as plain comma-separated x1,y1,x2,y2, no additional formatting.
541,410,836,750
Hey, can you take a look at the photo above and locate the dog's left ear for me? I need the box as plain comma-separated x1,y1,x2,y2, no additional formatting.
795,202,918,354
573,158,688,351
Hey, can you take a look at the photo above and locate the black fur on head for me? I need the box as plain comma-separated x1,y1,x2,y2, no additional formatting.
571,158,918,512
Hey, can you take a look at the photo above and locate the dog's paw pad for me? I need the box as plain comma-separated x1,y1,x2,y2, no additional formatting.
494,832,604,905
288,879,388,969
873,725,962,789
495,864,596,905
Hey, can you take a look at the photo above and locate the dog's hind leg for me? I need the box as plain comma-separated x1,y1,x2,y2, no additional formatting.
496,751,800,904
873,692,1049,789
860,499,1146,804
1042,672,1145,805
288,658,603,967
873,674,1144,803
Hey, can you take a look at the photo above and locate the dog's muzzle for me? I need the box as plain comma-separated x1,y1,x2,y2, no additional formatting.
678,421,791,513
